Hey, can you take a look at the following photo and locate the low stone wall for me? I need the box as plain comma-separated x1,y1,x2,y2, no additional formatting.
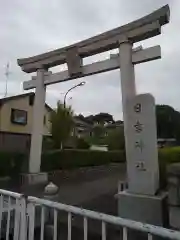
48,163,125,184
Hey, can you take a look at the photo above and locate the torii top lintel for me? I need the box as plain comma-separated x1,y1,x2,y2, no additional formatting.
17,5,170,73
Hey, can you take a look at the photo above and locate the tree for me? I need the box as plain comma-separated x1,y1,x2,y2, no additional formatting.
84,115,95,124
76,138,90,149
156,105,180,142
93,124,104,138
92,113,114,125
51,101,74,149
107,128,125,150
76,114,85,122
85,113,114,125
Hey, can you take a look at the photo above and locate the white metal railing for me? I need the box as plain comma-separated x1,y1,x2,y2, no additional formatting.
0,189,27,240
0,189,180,240
27,196,180,240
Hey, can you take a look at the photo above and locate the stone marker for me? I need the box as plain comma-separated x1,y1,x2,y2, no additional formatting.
126,93,159,195
44,182,59,201
116,93,169,226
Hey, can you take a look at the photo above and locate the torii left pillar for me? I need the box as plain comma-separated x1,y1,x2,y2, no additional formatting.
22,68,48,185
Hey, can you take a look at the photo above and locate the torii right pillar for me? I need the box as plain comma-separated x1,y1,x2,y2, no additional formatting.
116,39,169,227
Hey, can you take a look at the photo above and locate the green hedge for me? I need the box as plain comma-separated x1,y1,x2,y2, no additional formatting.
40,147,180,189
41,147,180,173
159,147,180,164
41,149,125,172
0,147,180,179
159,147,180,188
76,138,90,149
0,152,25,177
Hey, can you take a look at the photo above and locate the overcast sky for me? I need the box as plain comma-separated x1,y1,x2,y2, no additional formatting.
0,0,179,120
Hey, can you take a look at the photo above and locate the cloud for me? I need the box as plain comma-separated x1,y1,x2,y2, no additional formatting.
0,0,179,120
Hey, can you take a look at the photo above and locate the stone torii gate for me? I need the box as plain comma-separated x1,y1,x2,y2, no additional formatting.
18,5,170,225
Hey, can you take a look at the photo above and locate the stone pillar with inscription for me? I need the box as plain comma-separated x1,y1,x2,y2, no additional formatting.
116,93,169,226
126,94,159,195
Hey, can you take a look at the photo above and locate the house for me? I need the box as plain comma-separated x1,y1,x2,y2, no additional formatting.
0,92,52,153
0,93,94,152
157,138,177,148
104,120,123,136
73,116,93,138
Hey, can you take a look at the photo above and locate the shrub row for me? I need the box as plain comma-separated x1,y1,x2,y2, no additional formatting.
159,147,180,188
159,147,180,164
41,147,180,172
41,149,125,172
0,147,180,179
40,148,180,189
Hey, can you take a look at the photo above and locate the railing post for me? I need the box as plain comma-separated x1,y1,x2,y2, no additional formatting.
13,198,22,240
19,196,27,240
27,202,35,240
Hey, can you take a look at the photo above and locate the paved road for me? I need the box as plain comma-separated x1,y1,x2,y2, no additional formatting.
0,164,162,240
0,164,167,239
0,163,127,239
18,163,126,213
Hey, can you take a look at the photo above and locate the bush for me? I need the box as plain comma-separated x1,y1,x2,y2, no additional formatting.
41,147,180,190
0,146,180,182
159,147,180,164
158,147,180,188
76,138,90,149
41,149,125,172
107,128,125,151
42,136,55,152
41,147,180,173
0,152,25,177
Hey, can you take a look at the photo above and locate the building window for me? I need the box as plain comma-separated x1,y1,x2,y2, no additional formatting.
29,95,34,106
11,109,27,125
44,116,46,125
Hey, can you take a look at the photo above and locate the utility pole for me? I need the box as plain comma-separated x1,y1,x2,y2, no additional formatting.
4,62,10,98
